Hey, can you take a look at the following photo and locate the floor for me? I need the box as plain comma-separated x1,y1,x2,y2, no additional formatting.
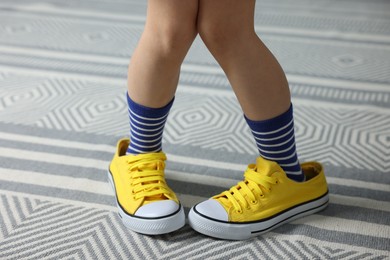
0,0,389,259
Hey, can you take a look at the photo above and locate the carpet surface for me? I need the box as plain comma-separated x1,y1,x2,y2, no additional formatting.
0,0,389,259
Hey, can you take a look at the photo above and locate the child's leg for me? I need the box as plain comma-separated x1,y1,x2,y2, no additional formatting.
197,0,303,181
126,0,198,154
197,0,290,121
188,0,328,240
108,0,198,235
128,0,198,108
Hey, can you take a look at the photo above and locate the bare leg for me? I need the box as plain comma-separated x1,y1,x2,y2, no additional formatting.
197,0,304,182
127,0,198,108
197,0,290,120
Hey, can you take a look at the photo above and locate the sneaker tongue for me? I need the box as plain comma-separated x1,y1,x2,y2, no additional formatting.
217,158,283,208
255,157,283,176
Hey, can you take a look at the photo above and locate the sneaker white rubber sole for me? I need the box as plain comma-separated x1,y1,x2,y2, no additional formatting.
107,170,185,235
188,192,329,240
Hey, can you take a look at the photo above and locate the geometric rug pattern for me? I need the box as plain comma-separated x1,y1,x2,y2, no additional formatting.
0,0,389,259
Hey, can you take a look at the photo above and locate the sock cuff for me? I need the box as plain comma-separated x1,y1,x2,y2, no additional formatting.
127,92,174,118
244,103,293,130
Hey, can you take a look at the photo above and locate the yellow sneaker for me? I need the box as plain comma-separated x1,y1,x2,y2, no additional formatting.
108,138,185,235
188,157,329,240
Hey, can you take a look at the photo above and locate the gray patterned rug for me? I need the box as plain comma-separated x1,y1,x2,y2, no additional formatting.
0,0,389,259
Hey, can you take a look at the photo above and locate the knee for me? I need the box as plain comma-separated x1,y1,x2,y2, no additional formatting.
144,21,197,57
198,22,227,48
198,20,255,56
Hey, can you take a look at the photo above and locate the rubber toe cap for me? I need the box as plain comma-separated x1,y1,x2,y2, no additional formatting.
194,199,228,221
135,200,179,218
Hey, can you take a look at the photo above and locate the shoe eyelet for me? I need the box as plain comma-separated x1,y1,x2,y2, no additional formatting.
260,194,264,198
250,200,258,205
236,209,243,214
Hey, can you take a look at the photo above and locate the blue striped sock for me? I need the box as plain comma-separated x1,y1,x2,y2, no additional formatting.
126,93,173,155
245,104,304,182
